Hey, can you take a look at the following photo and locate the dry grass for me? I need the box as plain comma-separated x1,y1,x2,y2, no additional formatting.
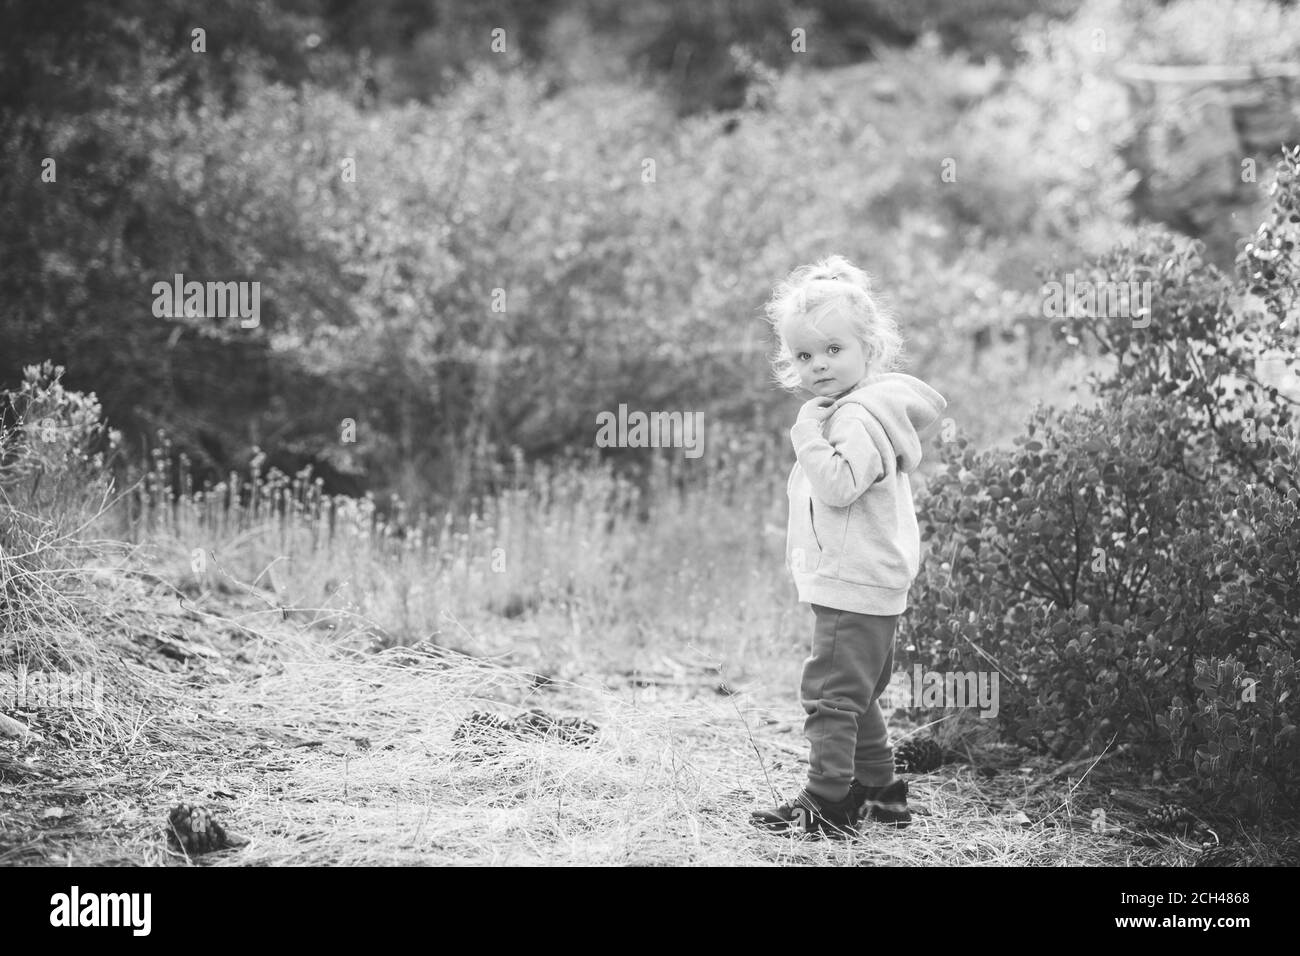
0,549,1223,867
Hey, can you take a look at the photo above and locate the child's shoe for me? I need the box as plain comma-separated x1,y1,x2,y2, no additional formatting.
750,787,859,838
849,777,912,828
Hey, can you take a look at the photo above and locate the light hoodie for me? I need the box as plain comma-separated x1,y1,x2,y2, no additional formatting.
785,372,948,615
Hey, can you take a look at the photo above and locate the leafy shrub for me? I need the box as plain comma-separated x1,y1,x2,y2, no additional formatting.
0,362,118,527
1058,175,1299,473
1207,458,1300,651
1239,146,1300,343
906,148,1300,822
912,391,1217,752
1162,649,1300,820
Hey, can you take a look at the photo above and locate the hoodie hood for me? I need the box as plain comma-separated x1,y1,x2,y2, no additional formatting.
828,372,948,475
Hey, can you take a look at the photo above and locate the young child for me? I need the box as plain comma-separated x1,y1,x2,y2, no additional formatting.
751,254,947,838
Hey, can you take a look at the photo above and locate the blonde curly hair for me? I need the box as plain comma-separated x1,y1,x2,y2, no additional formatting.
765,254,904,392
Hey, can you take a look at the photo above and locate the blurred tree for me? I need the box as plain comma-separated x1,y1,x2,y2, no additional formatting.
0,0,357,485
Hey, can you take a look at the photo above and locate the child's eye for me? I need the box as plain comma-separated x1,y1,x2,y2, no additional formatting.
828,345,840,354
796,352,810,361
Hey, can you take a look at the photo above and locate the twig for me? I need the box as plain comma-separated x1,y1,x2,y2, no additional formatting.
1030,735,1121,802
723,666,779,804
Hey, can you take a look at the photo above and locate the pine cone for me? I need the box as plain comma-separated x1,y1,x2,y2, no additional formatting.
894,736,944,774
453,711,512,740
451,711,513,757
512,708,598,745
555,716,599,745
1196,844,1246,867
453,709,598,755
166,803,231,855
1145,802,1194,831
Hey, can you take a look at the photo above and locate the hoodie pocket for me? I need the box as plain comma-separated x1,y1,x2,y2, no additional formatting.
786,478,821,575
809,498,850,577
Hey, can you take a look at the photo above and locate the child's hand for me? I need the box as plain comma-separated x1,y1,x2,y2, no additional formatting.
796,397,837,424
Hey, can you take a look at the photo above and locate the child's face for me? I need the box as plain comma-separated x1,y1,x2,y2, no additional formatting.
783,311,869,397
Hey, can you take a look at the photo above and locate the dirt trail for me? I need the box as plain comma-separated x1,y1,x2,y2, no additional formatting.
0,580,1265,866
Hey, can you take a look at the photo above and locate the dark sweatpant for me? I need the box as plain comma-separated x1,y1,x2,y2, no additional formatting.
801,603,899,801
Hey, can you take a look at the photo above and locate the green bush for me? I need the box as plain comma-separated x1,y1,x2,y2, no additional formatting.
906,148,1300,822
912,392,1215,750
1162,649,1300,820
0,362,118,526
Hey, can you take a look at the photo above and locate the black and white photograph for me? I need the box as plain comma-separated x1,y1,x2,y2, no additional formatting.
0,0,1297,894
